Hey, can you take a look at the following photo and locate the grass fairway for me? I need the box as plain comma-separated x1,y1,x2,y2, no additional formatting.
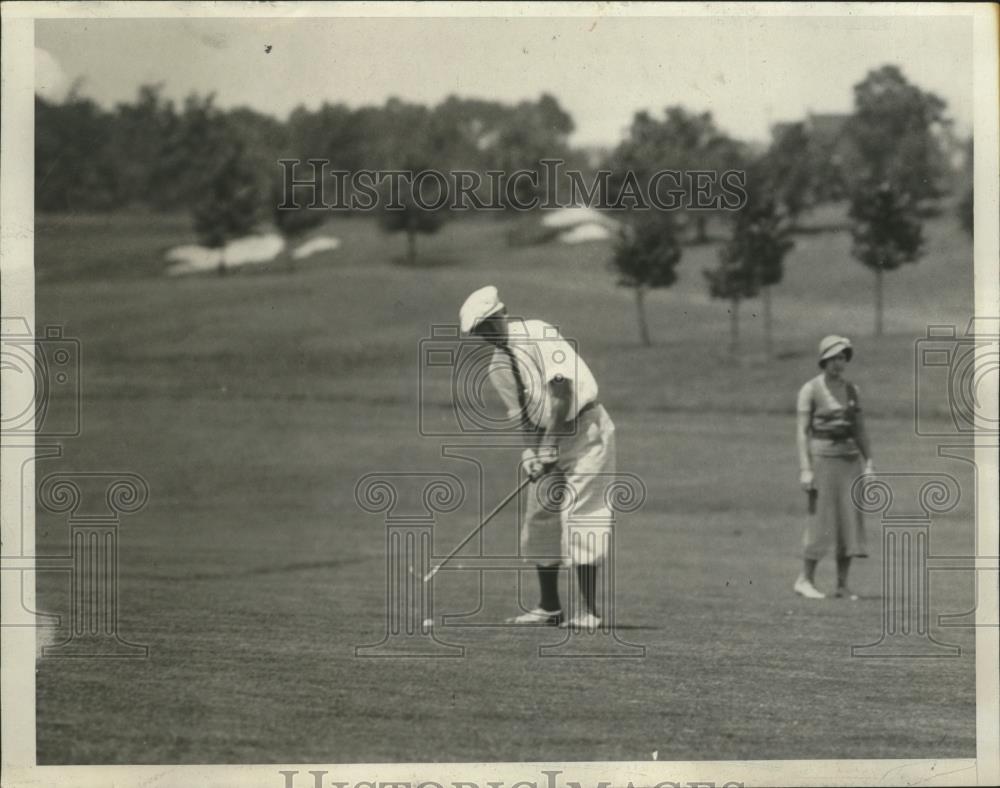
34,209,976,763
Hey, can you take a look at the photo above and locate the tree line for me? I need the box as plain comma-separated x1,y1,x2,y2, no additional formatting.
35,87,578,214
36,65,971,341
609,65,971,348
36,86,582,266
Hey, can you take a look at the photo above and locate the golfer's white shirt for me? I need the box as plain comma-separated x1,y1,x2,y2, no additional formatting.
488,319,599,429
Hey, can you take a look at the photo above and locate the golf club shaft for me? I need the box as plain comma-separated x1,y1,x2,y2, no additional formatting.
424,476,533,582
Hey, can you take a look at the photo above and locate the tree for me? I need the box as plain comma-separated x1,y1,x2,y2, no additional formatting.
762,122,814,228
380,201,445,265
499,95,573,171
36,93,121,211
272,179,325,271
704,221,763,358
844,65,950,204
227,106,290,201
108,84,178,206
849,181,924,336
610,213,682,346
429,95,508,171
709,158,797,357
286,101,362,167
150,93,237,211
33,88,585,218
36,85,289,215
378,169,446,265
608,107,742,243
726,172,795,358
191,142,262,275
273,191,325,238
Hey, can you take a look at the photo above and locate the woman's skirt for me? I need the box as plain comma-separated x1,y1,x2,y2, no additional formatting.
802,454,868,560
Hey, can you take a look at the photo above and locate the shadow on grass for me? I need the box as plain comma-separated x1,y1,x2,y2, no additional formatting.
606,624,661,631
390,253,462,268
125,557,373,582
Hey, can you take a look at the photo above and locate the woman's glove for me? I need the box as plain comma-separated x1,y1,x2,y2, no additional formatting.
799,469,815,492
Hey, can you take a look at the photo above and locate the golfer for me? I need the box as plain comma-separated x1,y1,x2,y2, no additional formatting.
795,335,874,600
459,286,616,629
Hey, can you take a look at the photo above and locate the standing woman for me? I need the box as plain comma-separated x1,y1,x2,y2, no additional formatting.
795,335,874,599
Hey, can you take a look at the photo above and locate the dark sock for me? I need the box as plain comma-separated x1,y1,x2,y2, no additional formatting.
575,563,599,616
836,556,851,588
803,558,818,584
537,565,561,612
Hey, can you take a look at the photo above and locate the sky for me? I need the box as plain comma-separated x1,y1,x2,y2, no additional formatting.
34,14,973,148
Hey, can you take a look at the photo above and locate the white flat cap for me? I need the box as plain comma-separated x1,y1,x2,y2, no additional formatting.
459,285,505,334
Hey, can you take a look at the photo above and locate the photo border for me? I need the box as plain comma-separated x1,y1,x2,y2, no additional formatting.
2,2,997,787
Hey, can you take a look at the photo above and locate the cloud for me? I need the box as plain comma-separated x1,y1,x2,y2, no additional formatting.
35,47,68,102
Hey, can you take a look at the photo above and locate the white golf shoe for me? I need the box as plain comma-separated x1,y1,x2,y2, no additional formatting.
559,611,602,630
793,576,826,599
506,607,563,626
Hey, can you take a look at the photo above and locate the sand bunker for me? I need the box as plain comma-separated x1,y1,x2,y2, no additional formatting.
165,234,285,276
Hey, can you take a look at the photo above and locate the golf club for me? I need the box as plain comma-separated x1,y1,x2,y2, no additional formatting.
423,475,534,582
